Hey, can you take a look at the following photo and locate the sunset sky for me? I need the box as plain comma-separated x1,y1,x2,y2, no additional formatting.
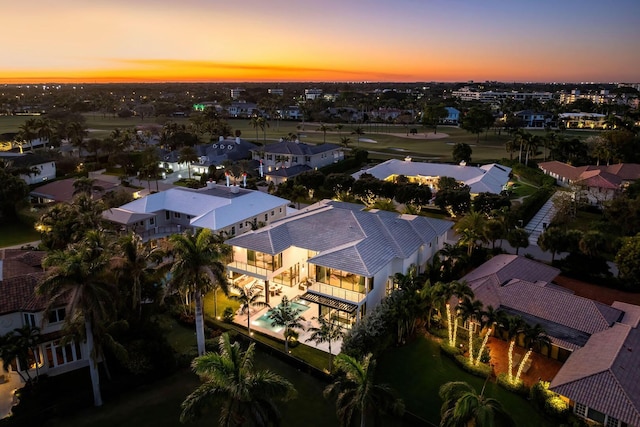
2,0,639,83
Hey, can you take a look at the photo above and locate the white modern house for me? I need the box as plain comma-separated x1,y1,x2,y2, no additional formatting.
102,185,291,240
353,158,511,196
225,200,454,329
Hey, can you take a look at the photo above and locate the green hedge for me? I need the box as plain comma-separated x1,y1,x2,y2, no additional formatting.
529,381,570,419
513,186,554,225
454,355,491,378
496,373,529,396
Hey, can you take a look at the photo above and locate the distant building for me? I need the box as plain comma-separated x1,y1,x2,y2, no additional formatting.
252,141,344,185
304,88,323,100
353,158,511,196
513,110,552,128
557,112,607,129
443,107,460,124
451,87,553,103
230,88,245,99
268,88,284,96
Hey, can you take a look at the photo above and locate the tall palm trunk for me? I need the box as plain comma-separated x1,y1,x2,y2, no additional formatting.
194,292,206,356
85,319,103,407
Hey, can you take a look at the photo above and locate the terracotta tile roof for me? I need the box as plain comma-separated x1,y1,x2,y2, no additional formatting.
29,177,118,203
550,324,640,426
0,250,48,314
539,161,640,186
461,254,560,286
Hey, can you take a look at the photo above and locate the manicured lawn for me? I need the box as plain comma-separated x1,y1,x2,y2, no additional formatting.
376,335,557,427
0,221,40,248
47,321,394,427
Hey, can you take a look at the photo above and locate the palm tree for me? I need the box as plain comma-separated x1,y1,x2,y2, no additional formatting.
325,353,404,427
229,282,270,336
249,115,260,141
537,227,565,263
318,123,332,143
12,325,42,381
257,116,270,142
439,381,515,427
112,233,166,318
73,177,104,197
306,316,344,373
340,136,352,149
267,296,306,353
178,146,198,179
458,298,483,364
67,121,88,158
445,281,474,347
514,323,550,383
180,333,297,427
169,229,230,356
37,232,118,406
498,314,525,383
17,118,38,152
351,127,365,147
454,211,487,256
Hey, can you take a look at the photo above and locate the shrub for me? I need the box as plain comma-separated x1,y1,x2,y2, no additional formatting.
439,342,463,358
496,373,529,396
454,355,491,378
530,381,570,419
222,306,235,323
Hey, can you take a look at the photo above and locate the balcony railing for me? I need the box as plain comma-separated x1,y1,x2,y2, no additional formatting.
226,261,269,279
307,282,366,304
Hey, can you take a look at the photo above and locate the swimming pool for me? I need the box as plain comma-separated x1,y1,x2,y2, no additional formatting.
251,299,311,333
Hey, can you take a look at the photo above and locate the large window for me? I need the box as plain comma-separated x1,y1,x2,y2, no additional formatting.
48,307,66,324
23,313,36,327
315,266,367,293
247,250,282,271
45,340,82,369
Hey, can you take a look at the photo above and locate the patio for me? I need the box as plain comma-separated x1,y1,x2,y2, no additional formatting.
231,278,343,355
485,337,563,387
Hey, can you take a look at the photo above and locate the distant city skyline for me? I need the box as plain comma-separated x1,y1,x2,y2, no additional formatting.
3,0,640,84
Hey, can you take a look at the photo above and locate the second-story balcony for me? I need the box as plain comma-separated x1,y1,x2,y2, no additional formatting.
306,281,366,304
226,261,269,280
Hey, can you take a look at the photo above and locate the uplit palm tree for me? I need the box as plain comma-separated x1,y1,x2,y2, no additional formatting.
178,146,198,179
229,282,269,336
514,323,550,383
180,332,297,427
267,296,306,353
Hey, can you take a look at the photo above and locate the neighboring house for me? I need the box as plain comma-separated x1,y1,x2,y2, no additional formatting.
353,158,511,196
166,137,258,176
513,110,552,128
0,250,90,409
538,161,640,205
460,255,623,362
227,101,257,118
252,141,344,185
29,177,120,204
550,319,640,427
0,152,56,185
225,199,454,328
558,112,607,129
442,107,460,125
460,254,640,426
102,185,290,240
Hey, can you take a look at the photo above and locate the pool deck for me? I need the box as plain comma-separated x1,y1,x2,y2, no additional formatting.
232,282,342,355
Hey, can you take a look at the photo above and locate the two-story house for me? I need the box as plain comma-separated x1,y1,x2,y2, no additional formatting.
252,141,344,185
0,152,56,185
225,200,453,329
102,185,291,241
0,250,90,417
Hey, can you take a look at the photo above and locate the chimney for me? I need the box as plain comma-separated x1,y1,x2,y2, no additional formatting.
230,185,240,194
206,179,216,189
404,156,412,162
219,135,224,142
236,137,241,144
459,160,467,166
